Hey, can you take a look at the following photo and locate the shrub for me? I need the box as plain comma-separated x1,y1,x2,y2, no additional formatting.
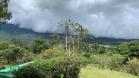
72,53,90,66
123,58,139,75
82,52,92,58
14,66,43,78
90,54,124,70
0,41,9,50
14,56,81,78
90,54,111,68
30,38,50,54
3,45,32,64
10,38,24,47
108,54,124,70
38,45,66,59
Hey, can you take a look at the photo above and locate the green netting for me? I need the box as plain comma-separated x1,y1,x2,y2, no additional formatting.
0,62,33,78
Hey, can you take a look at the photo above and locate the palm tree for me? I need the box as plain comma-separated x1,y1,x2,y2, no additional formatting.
75,24,90,50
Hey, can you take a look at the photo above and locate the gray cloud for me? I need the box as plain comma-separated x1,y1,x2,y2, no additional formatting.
8,0,139,39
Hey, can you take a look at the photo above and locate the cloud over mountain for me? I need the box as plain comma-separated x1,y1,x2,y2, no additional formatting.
8,0,139,39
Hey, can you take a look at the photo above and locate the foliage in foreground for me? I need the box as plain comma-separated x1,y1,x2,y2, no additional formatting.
0,0,12,22
14,56,82,78
80,66,138,78
123,58,139,75
90,54,124,70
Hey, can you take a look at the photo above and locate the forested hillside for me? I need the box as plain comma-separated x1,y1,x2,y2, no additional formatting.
0,23,134,45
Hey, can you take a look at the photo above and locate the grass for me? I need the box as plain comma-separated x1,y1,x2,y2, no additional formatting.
80,66,138,78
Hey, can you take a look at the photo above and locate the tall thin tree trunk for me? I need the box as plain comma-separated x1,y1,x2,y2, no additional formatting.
77,36,80,50
68,44,71,56
72,37,75,53
66,35,68,52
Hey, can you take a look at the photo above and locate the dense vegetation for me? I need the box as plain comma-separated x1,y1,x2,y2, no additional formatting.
0,20,139,78
0,32,139,78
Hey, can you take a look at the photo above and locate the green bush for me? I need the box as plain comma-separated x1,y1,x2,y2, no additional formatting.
90,54,124,70
3,45,32,64
90,54,110,68
108,54,124,70
38,45,66,59
72,53,90,66
123,58,139,75
14,66,43,78
0,41,9,50
30,38,50,54
116,40,139,58
37,45,89,66
14,56,81,78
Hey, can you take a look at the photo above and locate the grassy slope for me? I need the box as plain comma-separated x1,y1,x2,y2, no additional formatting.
80,66,138,78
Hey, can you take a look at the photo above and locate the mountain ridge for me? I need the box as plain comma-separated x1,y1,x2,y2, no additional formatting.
0,23,135,44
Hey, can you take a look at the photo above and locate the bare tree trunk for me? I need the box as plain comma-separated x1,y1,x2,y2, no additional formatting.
66,35,68,52
72,37,75,53
68,44,71,56
77,36,80,50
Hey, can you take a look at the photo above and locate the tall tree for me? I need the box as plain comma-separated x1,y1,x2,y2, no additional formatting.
75,23,90,50
60,19,94,53
3,45,28,64
0,0,12,23
60,19,73,52
70,22,78,53
76,23,88,50
50,33,60,46
30,38,49,54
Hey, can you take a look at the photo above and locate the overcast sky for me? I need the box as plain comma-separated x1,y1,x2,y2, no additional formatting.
8,0,139,39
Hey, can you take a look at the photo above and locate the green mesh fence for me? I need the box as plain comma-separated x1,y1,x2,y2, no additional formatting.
0,62,33,78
